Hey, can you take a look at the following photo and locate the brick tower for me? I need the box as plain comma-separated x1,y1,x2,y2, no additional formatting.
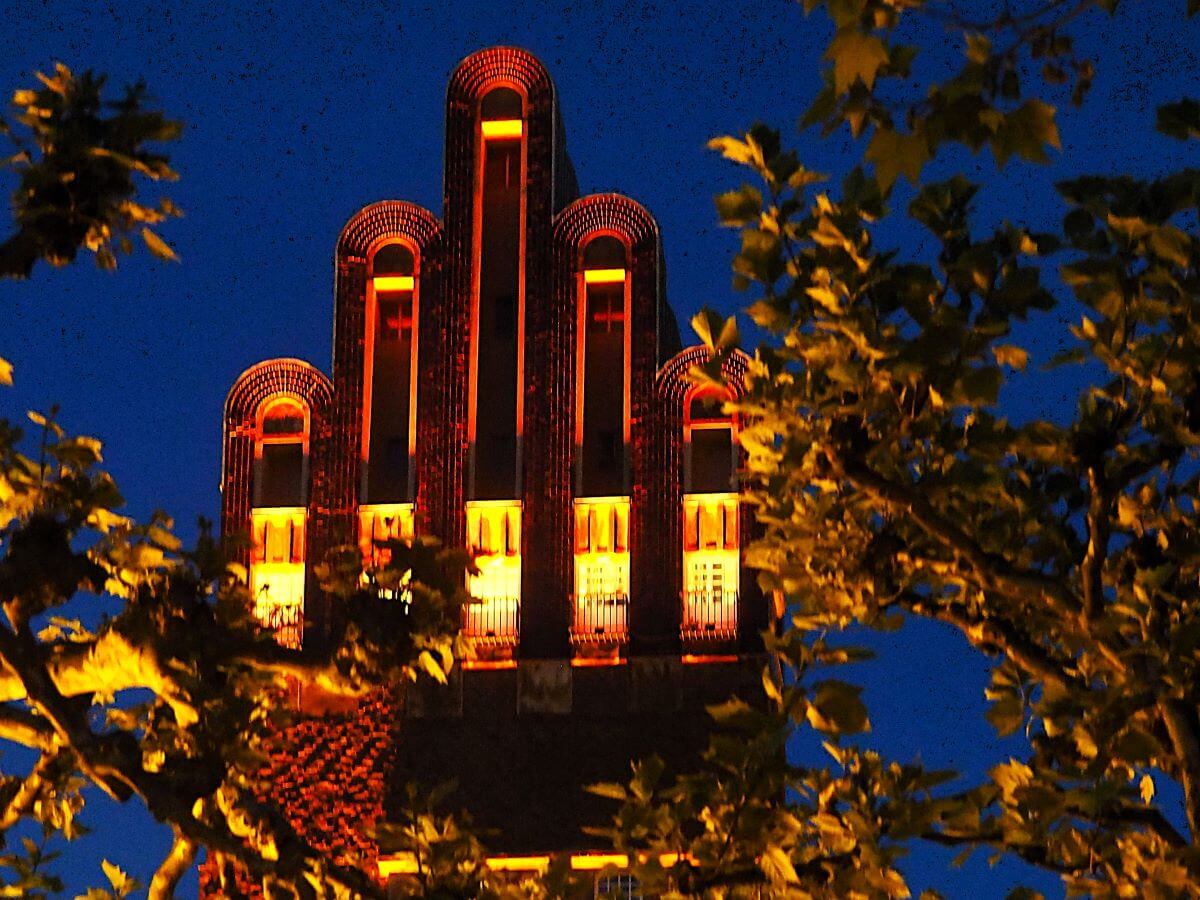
213,47,766,895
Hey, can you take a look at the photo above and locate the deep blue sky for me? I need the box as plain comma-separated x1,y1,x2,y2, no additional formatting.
1,0,1198,896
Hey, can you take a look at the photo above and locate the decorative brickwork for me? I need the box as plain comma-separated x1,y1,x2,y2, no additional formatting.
653,347,755,649
222,358,334,636
549,195,667,655
198,690,396,897
212,48,767,895
444,47,578,571
331,201,442,542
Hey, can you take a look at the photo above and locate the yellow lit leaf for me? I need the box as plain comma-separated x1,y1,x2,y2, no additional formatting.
866,127,930,191
992,344,1028,370
1140,773,1155,804
760,845,799,884
965,33,991,65
141,227,179,262
826,28,890,94
0,356,11,386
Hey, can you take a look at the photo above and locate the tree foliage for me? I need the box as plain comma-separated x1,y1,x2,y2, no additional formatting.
0,64,181,279
609,0,1200,895
4,1,1200,897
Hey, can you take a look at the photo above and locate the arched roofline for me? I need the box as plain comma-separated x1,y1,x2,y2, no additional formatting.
446,46,555,107
656,345,751,403
336,200,442,261
224,358,333,424
553,192,660,252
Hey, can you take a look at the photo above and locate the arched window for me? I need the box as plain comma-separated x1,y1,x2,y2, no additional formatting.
571,234,632,649
681,385,738,641
251,395,309,649
480,86,522,120
685,387,736,494
578,235,629,497
256,397,307,507
470,85,526,500
365,239,418,503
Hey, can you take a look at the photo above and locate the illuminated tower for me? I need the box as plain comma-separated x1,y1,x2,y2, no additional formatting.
211,47,767,895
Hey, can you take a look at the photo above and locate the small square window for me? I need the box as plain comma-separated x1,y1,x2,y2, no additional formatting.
378,296,412,342
595,874,641,899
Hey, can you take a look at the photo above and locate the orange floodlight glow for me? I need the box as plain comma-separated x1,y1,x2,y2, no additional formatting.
488,856,551,872
379,851,688,880
462,658,518,671
569,853,629,870
583,267,626,284
372,275,414,292
481,119,524,139
571,655,625,668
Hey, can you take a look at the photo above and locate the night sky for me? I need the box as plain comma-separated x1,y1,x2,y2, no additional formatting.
2,1,1199,896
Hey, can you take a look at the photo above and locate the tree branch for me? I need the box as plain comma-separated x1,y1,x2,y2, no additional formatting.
1160,699,1200,843
831,450,1081,617
0,703,55,750
1081,465,1110,620
918,601,1077,694
148,829,197,900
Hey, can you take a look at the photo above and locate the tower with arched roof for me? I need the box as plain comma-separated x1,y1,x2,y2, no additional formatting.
208,46,768,897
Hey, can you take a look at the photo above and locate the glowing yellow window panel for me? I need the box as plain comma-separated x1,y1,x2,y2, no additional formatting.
372,275,414,292
250,507,306,648
358,503,416,568
572,497,630,642
481,118,523,139
464,500,521,643
583,267,626,285
682,493,738,639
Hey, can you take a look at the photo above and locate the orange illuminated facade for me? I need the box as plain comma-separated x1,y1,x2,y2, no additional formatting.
211,47,766,898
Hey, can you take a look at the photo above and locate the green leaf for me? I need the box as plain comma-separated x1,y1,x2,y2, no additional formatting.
1148,225,1192,267
101,859,138,897
586,782,628,801
826,28,890,94
141,227,179,262
807,679,870,734
955,366,1002,406
715,184,762,227
991,100,1061,167
691,308,738,352
985,694,1024,737
760,845,800,884
991,344,1028,370
965,33,991,65
866,127,930,191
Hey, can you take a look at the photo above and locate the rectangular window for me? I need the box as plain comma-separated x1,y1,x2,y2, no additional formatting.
463,501,522,645
258,443,305,507
250,507,307,649
681,494,739,640
572,498,630,644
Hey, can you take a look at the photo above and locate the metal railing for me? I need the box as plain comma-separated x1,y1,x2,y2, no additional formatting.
570,592,629,643
255,599,304,650
461,597,520,645
680,590,738,640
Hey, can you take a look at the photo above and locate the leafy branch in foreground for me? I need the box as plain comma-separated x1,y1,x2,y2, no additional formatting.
0,63,182,279
697,21,1200,890
0,397,470,897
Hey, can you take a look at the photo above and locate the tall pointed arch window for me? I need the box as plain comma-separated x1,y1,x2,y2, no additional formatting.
363,240,418,504
469,85,525,502
681,386,738,641
251,396,309,648
464,85,526,641
572,235,631,646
